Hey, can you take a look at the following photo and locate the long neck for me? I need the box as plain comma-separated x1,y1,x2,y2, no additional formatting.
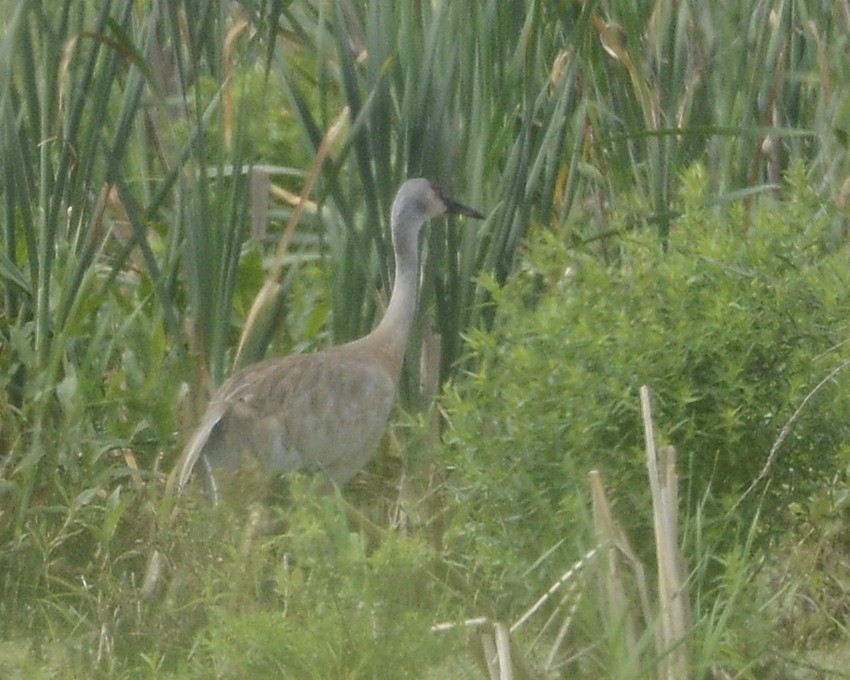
365,221,421,380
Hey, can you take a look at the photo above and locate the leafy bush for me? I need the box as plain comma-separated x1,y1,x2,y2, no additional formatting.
441,165,850,605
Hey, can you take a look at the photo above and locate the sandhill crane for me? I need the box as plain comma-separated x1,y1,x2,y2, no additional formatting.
171,178,484,502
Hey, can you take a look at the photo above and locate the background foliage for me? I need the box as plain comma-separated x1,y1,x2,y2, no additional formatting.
0,0,849,677
443,163,850,604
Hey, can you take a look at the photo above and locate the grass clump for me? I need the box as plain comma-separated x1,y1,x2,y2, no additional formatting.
0,483,467,678
131,484,461,679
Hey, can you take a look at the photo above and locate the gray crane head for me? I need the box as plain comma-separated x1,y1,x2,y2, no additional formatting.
391,178,484,237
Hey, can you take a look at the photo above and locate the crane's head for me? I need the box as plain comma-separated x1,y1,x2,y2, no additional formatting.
391,178,484,235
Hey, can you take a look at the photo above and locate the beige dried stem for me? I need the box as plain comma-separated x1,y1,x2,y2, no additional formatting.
510,547,598,672
640,384,691,680
222,19,250,151
232,106,350,366
485,619,538,680
510,548,597,635
589,469,654,671
430,617,535,680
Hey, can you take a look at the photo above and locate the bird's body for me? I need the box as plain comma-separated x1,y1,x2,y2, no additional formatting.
190,340,398,488
171,178,483,500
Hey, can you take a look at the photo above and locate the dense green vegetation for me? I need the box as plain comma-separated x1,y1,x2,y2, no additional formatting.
1,0,849,677
444,161,850,608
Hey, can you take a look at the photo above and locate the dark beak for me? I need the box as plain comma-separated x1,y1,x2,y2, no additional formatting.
444,195,485,219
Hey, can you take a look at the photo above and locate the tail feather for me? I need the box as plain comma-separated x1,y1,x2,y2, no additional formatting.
166,401,228,501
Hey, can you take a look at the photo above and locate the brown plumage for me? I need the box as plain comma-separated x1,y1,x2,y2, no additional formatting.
171,178,483,501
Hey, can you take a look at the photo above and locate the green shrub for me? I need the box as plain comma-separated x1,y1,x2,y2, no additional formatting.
441,165,850,605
